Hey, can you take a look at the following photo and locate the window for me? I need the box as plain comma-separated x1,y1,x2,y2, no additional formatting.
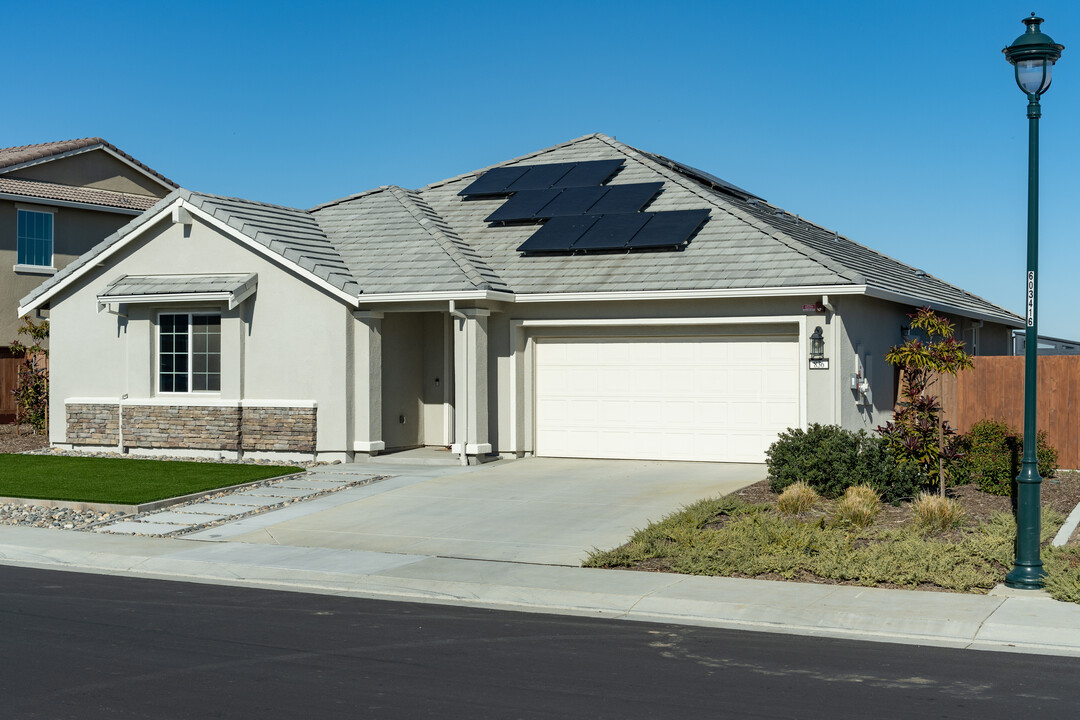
17,209,54,268
159,313,221,393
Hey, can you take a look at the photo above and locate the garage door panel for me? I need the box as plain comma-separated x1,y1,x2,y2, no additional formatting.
535,335,800,463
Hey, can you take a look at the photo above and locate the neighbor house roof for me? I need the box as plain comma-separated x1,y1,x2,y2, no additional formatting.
18,134,1024,327
0,137,177,189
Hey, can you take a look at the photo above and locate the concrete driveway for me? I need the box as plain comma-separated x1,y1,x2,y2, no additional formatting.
214,458,765,565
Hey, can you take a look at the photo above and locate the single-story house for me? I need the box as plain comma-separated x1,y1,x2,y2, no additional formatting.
18,134,1022,464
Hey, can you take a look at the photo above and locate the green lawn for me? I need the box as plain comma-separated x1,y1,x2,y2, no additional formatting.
0,454,304,505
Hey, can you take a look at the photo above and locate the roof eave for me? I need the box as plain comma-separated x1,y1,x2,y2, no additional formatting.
863,286,1024,328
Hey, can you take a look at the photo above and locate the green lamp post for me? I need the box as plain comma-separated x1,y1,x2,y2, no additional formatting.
1002,14,1064,589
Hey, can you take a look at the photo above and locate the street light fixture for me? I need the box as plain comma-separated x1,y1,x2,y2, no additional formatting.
1002,14,1064,589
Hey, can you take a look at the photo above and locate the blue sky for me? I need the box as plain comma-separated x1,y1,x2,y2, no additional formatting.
7,1,1080,338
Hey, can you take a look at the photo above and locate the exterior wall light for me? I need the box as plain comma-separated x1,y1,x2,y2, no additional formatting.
809,327,825,360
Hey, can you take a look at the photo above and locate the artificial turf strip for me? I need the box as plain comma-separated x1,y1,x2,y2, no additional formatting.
0,454,304,505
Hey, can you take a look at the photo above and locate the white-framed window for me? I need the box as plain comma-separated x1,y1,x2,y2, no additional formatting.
158,312,221,393
16,208,54,268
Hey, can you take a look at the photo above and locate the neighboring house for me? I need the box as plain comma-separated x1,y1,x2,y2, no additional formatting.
17,134,1022,463
0,138,177,421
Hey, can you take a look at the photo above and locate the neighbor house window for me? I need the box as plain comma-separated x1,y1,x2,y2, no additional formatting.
159,313,221,393
17,209,54,267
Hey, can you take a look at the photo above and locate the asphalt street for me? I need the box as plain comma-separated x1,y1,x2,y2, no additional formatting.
1,565,1078,719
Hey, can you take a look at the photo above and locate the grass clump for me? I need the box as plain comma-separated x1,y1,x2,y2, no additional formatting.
0,454,304,505
911,492,966,532
832,485,881,529
776,481,818,515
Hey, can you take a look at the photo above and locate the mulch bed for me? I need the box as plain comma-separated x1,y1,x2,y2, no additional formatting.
0,425,48,455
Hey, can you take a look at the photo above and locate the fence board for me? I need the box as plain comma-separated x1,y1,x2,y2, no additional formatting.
937,355,1080,470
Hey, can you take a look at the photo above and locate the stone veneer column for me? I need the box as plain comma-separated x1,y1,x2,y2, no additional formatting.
452,308,490,459
352,311,384,454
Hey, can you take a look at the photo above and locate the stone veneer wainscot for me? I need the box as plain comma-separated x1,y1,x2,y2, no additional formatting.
64,402,317,453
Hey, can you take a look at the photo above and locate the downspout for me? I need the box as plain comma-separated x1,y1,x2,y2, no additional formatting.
449,301,468,466
118,393,128,453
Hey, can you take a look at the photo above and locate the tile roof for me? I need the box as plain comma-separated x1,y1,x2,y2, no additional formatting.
18,134,1023,328
0,176,158,211
0,137,177,189
98,273,257,298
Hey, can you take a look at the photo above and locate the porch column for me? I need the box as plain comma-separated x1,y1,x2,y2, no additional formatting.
452,308,490,460
352,310,384,455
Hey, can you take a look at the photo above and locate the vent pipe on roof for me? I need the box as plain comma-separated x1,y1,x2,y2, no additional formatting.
914,269,927,278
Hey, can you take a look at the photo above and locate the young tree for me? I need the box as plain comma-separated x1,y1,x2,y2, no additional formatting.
877,307,973,496
9,317,49,435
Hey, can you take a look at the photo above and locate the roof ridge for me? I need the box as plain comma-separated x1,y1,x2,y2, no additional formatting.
417,134,606,192
307,186,393,212
599,136,864,285
389,186,508,291
187,190,307,214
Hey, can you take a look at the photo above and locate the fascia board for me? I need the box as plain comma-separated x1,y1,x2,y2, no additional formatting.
0,192,144,214
355,289,516,303
863,286,1024,328
179,200,360,308
512,285,868,303
18,199,182,317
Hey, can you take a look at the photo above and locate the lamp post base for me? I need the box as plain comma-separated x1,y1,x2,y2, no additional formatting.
1005,563,1046,589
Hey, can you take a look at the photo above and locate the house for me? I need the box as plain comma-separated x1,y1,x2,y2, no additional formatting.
17,134,1021,463
1,138,177,421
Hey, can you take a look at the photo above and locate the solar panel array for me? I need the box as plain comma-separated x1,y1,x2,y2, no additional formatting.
459,160,710,254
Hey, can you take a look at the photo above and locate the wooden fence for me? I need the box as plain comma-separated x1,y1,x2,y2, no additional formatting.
0,350,48,424
937,355,1080,470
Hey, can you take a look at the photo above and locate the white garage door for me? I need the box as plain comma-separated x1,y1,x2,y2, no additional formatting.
535,335,800,463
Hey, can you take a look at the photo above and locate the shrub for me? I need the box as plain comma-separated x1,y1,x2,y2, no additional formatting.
911,492,966,532
776,481,819,515
953,419,1059,496
832,485,881,529
766,424,925,504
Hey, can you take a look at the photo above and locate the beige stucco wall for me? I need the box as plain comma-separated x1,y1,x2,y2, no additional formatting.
482,295,836,456
1,199,141,343
831,295,1017,433
6,149,169,198
46,212,352,455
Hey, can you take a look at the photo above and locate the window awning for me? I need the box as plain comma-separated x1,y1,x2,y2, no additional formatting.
96,273,257,313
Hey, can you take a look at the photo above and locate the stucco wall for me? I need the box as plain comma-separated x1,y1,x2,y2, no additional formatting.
6,149,169,198
1,200,141,342
485,295,836,456
47,212,351,456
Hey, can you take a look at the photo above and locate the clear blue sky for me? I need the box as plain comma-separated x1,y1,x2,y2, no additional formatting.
7,1,1080,339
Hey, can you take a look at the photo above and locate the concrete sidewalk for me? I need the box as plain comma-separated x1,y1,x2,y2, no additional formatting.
0,521,1078,658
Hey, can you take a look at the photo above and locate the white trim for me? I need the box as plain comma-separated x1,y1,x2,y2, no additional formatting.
512,285,868,304
95,286,257,312
450,443,492,454
1,193,144,215
157,310,222,396
65,397,122,405
180,199,361,308
240,400,317,409
355,289,514,303
353,440,386,452
863,287,1023,328
13,264,57,275
517,316,803,329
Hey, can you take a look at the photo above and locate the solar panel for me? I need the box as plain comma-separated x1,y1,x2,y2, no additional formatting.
506,163,577,192
625,209,709,249
485,189,561,223
586,183,662,215
536,187,609,218
516,216,599,253
458,166,530,196
552,159,624,188
571,214,651,251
